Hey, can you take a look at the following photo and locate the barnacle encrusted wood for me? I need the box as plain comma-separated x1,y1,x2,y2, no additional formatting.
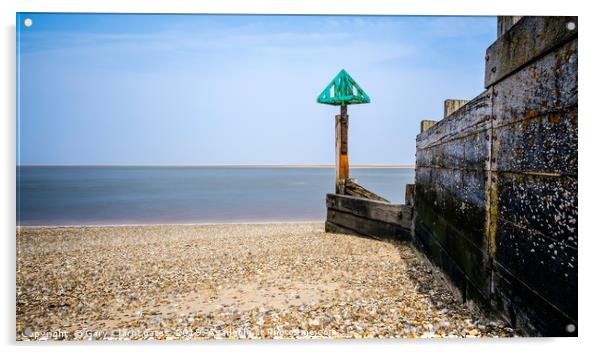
414,16,578,336
317,69,370,106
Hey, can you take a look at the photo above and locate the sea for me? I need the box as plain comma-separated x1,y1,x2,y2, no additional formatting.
16,166,415,226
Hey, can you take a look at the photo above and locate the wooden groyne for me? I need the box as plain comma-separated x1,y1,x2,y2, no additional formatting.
325,193,412,241
325,16,578,337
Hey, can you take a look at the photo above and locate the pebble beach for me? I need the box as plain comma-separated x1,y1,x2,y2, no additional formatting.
16,223,514,340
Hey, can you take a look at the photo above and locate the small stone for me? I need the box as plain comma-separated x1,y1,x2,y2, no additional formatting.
467,329,479,337
308,318,320,327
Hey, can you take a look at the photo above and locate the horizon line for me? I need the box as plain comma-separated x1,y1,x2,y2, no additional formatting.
17,163,416,168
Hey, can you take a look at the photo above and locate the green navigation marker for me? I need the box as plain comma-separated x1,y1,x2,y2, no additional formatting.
317,69,371,194
317,69,370,106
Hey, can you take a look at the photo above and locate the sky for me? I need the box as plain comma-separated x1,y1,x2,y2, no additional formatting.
17,14,496,165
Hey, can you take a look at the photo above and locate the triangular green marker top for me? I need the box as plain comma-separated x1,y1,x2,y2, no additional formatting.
317,69,371,106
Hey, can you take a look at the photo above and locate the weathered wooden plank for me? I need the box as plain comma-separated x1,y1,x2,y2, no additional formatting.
413,222,468,300
417,133,484,170
415,223,490,308
491,263,577,336
495,219,577,320
491,37,577,130
463,129,490,171
492,110,577,176
497,16,523,38
496,172,577,248
343,179,389,202
414,166,491,299
325,220,363,237
415,147,432,168
326,193,412,230
413,209,491,298
326,209,410,241
416,167,487,245
416,89,492,150
405,184,415,206
485,16,577,88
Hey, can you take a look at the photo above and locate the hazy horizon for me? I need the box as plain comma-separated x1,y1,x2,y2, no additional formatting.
17,163,416,167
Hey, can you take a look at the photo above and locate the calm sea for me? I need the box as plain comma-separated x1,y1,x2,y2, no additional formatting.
16,166,415,226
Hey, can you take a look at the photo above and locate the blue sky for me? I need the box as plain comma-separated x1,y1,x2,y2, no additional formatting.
17,14,496,165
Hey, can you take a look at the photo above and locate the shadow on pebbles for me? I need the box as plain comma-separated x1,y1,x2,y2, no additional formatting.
16,223,514,340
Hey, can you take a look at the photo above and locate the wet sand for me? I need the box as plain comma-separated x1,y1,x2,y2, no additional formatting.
16,223,513,340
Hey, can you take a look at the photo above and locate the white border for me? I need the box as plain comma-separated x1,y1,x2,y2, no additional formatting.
7,0,581,16
2,1,598,354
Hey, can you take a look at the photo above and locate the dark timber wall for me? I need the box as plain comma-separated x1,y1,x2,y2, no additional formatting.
325,194,412,241
413,17,577,336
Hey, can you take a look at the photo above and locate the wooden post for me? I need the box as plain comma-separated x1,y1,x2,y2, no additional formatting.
420,120,439,133
443,99,469,118
497,16,523,37
335,105,349,194
317,70,369,194
405,184,415,206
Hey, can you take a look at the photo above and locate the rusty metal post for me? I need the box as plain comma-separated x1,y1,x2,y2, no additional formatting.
335,105,349,194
